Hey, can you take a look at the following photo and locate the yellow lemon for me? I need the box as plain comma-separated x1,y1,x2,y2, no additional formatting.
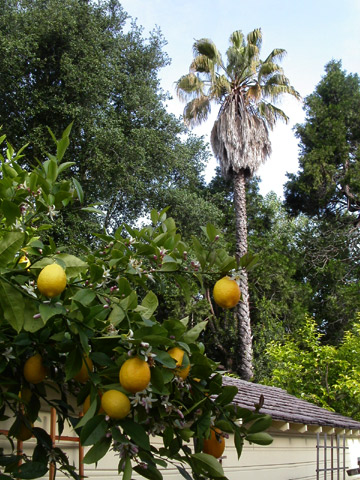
101,390,130,419
213,276,241,309
16,420,34,441
168,347,190,380
119,357,151,393
73,356,93,383
23,353,47,384
203,428,225,458
37,263,67,298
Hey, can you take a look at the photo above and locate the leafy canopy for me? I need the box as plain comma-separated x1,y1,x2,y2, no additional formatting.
285,60,360,223
265,315,360,421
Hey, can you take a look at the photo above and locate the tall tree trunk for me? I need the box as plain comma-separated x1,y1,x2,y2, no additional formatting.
233,170,254,380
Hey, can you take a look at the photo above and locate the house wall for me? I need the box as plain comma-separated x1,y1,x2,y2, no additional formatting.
2,409,360,480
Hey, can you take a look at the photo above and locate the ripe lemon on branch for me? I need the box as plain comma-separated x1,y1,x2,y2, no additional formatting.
73,355,93,383
101,390,130,419
168,347,190,380
23,353,47,384
213,276,241,309
15,420,34,441
203,428,225,458
37,263,67,298
119,357,151,393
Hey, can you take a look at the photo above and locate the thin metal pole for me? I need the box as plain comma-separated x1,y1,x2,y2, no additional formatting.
324,433,327,480
343,435,346,480
336,434,340,480
331,435,334,480
317,433,320,480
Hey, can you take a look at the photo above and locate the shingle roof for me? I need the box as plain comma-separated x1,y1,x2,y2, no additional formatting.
222,376,360,430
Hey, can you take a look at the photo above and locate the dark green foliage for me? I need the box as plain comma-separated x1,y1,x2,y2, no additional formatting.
265,316,360,421
283,60,360,343
285,60,360,223
0,0,211,238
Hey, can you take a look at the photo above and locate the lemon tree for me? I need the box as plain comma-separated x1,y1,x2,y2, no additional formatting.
0,128,272,480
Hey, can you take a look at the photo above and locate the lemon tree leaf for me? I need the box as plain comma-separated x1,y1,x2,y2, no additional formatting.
152,349,176,368
135,291,158,319
191,453,225,478
65,349,83,381
182,321,208,343
120,418,150,451
83,437,111,464
133,464,163,480
176,465,193,480
75,398,98,429
234,428,244,459
12,461,48,479
160,262,179,272
2,200,20,225
80,416,108,446
246,432,273,445
72,177,84,203
150,209,159,225
0,280,24,332
108,305,125,326
71,289,96,306
123,457,132,480
23,300,44,332
215,386,238,406
56,253,88,278
247,414,272,434
0,232,24,267
39,303,66,323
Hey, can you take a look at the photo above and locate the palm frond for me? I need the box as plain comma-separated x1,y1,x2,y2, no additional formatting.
246,28,262,49
258,61,283,81
246,83,262,102
211,75,231,99
190,54,214,74
263,48,287,64
183,95,211,127
258,101,289,128
193,38,222,65
176,73,205,102
229,30,244,49
262,77,301,101
226,46,247,81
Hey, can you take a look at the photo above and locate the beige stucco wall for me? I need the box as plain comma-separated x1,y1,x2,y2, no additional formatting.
2,408,360,480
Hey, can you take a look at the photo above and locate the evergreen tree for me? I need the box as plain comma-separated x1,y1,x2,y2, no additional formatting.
285,61,360,224
0,0,213,241
284,61,360,341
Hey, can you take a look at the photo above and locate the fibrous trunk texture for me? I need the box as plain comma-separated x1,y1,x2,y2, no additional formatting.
211,100,271,179
233,170,254,381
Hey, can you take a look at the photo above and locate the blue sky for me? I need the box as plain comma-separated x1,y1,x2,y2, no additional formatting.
120,0,360,196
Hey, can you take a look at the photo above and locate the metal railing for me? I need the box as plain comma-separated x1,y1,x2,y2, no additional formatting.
316,433,348,480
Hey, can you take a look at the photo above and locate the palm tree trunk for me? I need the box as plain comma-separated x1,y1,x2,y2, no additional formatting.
233,170,254,381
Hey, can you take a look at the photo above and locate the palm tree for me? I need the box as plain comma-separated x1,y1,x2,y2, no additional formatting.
176,28,300,380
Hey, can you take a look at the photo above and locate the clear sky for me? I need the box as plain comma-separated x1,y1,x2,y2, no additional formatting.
119,0,360,197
